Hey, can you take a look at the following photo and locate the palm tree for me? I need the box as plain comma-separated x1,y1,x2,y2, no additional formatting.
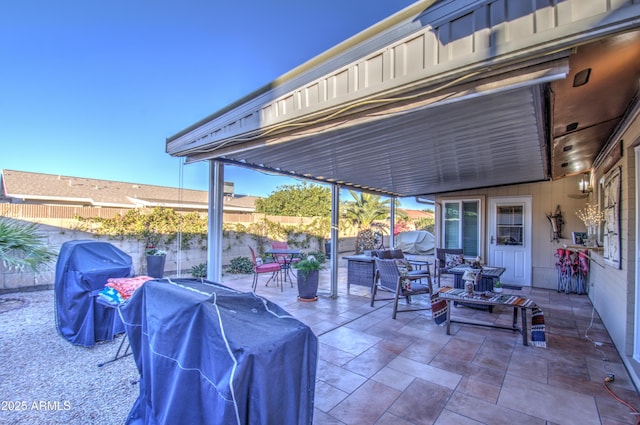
343,191,408,253
343,190,391,229
0,217,56,271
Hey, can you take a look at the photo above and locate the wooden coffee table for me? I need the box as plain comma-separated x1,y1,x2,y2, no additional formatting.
437,286,537,346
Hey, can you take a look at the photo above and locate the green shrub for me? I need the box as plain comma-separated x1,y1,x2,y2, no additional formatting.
0,217,56,272
190,262,207,278
303,251,326,263
292,256,324,279
227,256,253,274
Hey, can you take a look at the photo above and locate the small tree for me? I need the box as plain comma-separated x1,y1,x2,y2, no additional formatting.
255,182,331,217
414,216,435,233
343,190,391,230
394,219,411,235
343,191,396,253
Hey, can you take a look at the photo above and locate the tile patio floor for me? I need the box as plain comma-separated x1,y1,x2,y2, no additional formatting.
221,259,640,425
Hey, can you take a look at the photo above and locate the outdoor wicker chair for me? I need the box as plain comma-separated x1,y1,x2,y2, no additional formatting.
371,258,433,319
435,248,464,288
374,249,404,259
374,249,432,282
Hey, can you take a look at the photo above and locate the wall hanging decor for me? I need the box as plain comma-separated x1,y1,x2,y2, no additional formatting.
603,166,621,268
546,205,564,242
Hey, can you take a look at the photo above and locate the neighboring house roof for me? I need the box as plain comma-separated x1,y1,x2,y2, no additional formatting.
0,169,258,212
404,209,434,220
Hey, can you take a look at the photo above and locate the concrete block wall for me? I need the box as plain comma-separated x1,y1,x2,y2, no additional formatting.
0,221,361,293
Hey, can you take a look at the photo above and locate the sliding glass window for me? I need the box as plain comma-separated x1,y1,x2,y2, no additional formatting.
442,199,481,257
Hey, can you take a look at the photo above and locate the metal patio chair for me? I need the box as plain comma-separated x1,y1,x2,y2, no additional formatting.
371,258,433,319
249,247,282,292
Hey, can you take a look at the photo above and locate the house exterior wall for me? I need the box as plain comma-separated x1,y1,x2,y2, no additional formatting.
589,104,640,389
435,175,588,290
435,104,640,390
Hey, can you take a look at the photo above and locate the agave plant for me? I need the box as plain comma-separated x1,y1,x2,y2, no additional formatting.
0,216,56,272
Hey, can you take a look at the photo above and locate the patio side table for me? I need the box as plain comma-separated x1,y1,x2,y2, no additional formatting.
344,255,376,292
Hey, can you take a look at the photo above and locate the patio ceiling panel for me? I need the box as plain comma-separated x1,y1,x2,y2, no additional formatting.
220,85,547,196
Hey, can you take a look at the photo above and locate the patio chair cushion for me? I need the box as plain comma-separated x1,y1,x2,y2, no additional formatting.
256,262,282,273
394,259,414,291
393,258,413,273
445,253,465,269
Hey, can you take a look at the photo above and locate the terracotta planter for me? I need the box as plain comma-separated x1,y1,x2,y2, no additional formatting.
146,255,166,278
297,270,319,301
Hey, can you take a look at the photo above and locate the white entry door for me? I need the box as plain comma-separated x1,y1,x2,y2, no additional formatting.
488,196,532,286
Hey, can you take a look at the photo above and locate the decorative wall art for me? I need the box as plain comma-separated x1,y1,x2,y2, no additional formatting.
546,205,564,242
603,166,621,269
572,232,587,245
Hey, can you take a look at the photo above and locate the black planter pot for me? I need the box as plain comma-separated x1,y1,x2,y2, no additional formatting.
297,270,319,302
146,255,166,278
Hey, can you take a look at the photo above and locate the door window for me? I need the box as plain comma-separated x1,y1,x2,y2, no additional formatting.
496,205,524,246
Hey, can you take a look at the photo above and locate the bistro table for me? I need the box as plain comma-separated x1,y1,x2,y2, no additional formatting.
265,248,302,285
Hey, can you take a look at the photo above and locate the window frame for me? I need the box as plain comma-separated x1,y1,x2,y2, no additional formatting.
440,197,484,258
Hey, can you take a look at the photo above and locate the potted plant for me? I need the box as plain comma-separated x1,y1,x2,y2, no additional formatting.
493,280,503,293
293,255,324,302
145,245,167,278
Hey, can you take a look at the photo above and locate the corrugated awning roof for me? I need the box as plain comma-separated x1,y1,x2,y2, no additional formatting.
216,84,550,197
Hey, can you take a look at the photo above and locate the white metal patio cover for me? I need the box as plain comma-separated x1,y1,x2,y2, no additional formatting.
166,0,640,294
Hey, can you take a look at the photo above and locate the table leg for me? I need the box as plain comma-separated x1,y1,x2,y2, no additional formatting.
521,308,528,346
98,334,131,367
446,300,452,335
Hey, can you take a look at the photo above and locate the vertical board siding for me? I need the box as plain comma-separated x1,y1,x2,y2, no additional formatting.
167,0,639,158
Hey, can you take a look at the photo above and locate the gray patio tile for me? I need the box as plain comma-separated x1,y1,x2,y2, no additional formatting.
317,359,368,393
320,326,382,356
498,374,600,425
370,366,415,391
446,392,544,425
314,380,349,412
329,380,400,425
455,376,501,404
387,378,451,424
387,356,462,390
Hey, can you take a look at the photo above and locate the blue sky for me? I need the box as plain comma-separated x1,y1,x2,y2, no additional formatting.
0,0,428,209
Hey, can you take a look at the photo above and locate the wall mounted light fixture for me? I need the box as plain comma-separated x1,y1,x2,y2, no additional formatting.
579,174,592,194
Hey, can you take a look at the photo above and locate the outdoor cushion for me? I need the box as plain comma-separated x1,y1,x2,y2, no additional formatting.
445,253,465,269
257,262,281,273
393,258,413,274
393,259,413,291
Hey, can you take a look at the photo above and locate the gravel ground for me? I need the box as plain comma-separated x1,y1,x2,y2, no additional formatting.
0,290,139,425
